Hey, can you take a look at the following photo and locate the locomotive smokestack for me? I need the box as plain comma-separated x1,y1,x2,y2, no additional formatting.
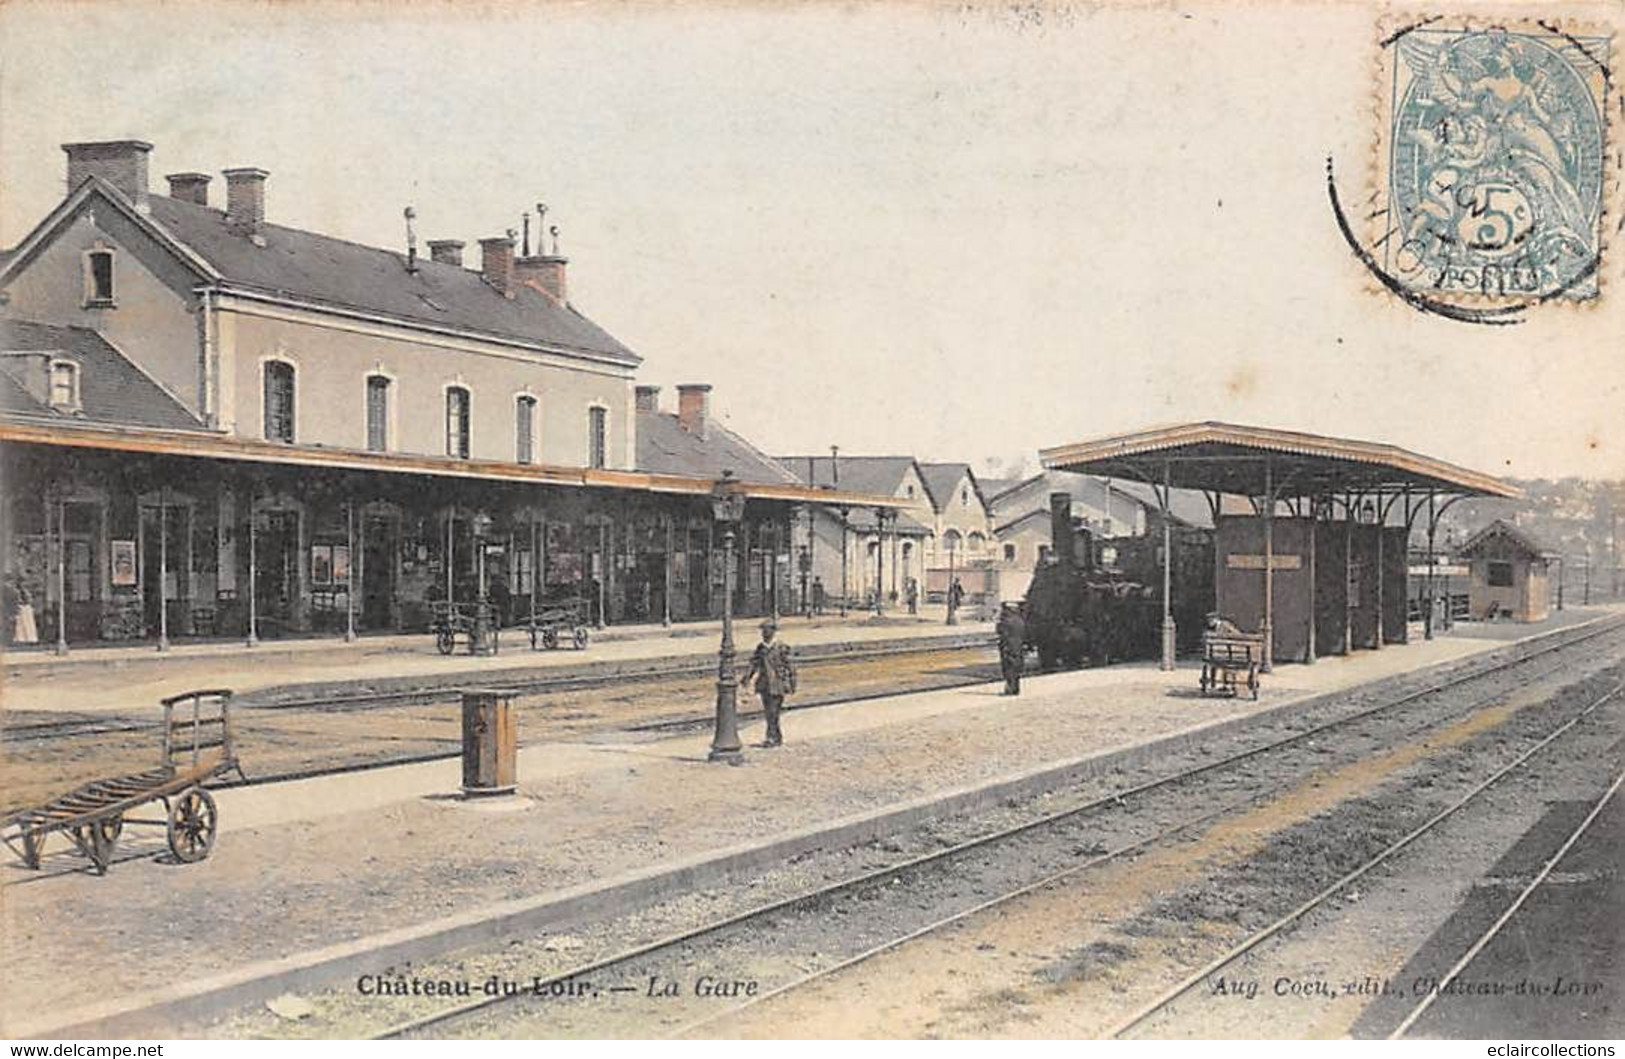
1050,492,1073,568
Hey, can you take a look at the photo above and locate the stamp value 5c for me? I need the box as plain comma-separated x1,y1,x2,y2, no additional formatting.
1374,17,1613,307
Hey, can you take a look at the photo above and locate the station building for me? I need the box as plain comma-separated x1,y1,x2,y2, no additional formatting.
1458,519,1554,622
0,139,894,649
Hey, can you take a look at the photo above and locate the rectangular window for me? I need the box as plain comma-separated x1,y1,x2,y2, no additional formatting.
588,406,607,469
366,376,390,452
446,387,470,459
516,396,536,464
86,250,114,305
49,362,78,409
1488,561,1515,588
264,362,295,443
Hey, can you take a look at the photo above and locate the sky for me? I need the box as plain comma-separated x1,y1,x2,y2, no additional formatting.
1,0,1620,482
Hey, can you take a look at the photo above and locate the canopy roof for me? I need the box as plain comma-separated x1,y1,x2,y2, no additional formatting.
1039,422,1519,501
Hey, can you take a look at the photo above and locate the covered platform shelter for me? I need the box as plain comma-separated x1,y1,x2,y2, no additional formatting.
1038,422,1521,671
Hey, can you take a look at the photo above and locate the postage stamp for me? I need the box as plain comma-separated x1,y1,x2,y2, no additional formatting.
1372,17,1613,307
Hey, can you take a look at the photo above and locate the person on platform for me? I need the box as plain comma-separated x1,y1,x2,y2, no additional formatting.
810,576,826,617
996,602,1027,695
905,576,919,615
948,577,965,619
745,618,797,747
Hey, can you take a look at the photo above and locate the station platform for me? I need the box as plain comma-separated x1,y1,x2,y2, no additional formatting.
0,606,972,716
1,606,1619,1038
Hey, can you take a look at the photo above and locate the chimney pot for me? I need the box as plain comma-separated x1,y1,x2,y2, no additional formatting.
222,167,269,238
428,239,466,267
479,236,516,297
676,383,712,439
165,172,211,206
635,385,661,413
62,140,153,210
514,254,568,304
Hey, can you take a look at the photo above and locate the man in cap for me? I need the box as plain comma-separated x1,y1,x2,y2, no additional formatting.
745,618,797,747
996,601,1028,696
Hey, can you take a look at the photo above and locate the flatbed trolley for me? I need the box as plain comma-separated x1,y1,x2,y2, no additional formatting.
2,689,242,875
430,601,500,656
1199,623,1263,700
520,598,591,651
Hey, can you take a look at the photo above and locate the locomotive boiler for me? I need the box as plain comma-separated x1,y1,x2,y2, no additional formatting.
1022,492,1214,669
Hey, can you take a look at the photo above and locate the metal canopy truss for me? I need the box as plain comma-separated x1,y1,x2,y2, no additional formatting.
1039,422,1520,671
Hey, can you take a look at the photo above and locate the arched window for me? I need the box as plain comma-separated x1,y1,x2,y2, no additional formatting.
264,361,295,443
1003,543,1016,562
365,375,390,452
944,529,963,553
445,386,471,458
968,531,985,552
48,360,80,412
515,395,537,464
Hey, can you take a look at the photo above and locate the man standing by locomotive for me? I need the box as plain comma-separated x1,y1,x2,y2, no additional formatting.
996,602,1027,695
745,618,797,747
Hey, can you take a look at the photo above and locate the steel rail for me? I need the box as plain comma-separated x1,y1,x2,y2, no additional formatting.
1387,765,1625,1039
1106,677,1625,1040
369,615,1625,1040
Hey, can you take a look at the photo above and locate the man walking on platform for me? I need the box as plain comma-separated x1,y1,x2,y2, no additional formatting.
746,618,797,747
996,602,1027,695
810,576,826,617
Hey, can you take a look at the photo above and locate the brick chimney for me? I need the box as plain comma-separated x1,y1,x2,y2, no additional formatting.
676,383,711,439
480,236,516,297
165,172,211,206
635,385,661,413
62,140,152,210
222,167,268,237
428,239,465,267
514,255,568,304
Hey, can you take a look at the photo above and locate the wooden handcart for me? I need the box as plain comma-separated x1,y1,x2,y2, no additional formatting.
431,600,500,655
519,598,591,651
1199,622,1264,701
2,689,242,875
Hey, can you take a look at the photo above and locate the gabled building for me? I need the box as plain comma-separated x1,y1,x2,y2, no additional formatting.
0,139,894,648
1457,519,1554,622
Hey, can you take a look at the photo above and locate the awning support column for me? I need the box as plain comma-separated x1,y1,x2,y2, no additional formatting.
53,493,68,656
246,492,259,647
1424,493,1437,640
874,508,886,617
662,512,674,628
1345,495,1355,654
157,486,170,653
344,501,357,643
1305,497,1317,664
1262,458,1274,673
1160,459,1175,671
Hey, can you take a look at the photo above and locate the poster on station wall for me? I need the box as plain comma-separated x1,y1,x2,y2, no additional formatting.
109,539,136,587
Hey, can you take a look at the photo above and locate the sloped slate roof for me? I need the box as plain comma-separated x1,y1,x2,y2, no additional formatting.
840,507,933,536
1459,518,1545,559
637,410,802,488
779,455,920,500
144,195,638,365
980,477,1025,501
0,319,203,431
1107,479,1215,529
919,462,980,511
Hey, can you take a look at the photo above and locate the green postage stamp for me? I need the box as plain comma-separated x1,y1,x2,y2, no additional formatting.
1374,16,1613,306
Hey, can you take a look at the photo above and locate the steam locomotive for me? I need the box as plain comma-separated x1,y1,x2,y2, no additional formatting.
1023,492,1214,669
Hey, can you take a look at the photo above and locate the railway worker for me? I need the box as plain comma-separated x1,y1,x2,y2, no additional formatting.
996,602,1027,695
745,618,797,747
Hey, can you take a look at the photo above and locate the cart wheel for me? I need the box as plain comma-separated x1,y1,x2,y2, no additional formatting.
542,627,560,650
573,626,590,650
436,628,455,655
167,787,218,864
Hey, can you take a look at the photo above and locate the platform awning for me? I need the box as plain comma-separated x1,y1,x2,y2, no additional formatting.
0,416,906,510
1039,422,1519,500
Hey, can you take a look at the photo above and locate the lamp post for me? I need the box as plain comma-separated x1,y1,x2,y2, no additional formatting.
797,544,811,617
837,506,850,619
874,508,886,617
471,511,495,655
709,473,747,764
946,535,958,626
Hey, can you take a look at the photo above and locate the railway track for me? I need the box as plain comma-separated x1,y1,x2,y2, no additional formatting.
364,613,1625,1039
1,636,995,745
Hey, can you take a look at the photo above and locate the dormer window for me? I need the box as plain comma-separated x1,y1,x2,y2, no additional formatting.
84,249,115,307
48,359,81,412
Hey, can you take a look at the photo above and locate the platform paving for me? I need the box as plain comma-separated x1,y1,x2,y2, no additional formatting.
1,607,1619,1037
